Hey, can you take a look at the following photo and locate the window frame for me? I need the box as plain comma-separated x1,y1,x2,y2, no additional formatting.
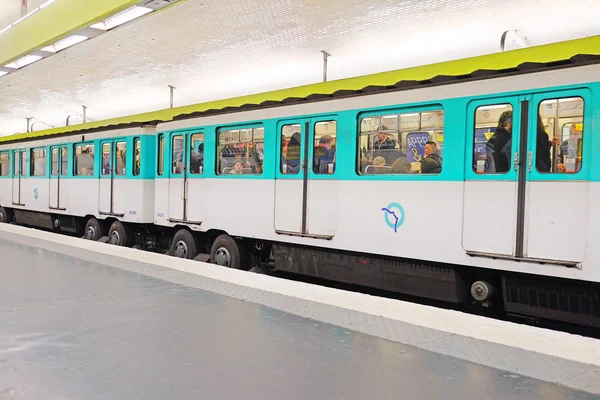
535,95,585,175
216,124,265,176
30,147,46,177
0,151,10,177
73,142,95,177
133,137,141,177
157,134,164,176
356,104,445,176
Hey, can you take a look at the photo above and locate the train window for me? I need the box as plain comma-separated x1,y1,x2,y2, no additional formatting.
115,142,127,176
31,148,46,176
133,138,141,176
313,121,337,174
14,153,20,176
281,124,302,174
189,133,204,175
358,110,444,175
472,104,513,174
51,148,59,176
61,147,68,176
537,97,584,173
101,143,111,176
74,144,95,176
157,134,164,176
0,152,10,176
172,135,184,174
217,127,264,175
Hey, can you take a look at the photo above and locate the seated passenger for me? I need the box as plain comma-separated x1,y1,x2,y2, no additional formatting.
230,162,243,174
367,156,387,174
390,157,411,174
420,141,442,173
313,135,335,174
557,123,582,172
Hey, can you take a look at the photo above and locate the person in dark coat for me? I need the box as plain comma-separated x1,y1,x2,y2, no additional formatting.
485,110,513,173
535,114,554,172
421,141,442,173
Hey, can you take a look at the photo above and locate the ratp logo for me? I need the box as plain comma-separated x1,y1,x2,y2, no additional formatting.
33,188,39,200
381,203,405,233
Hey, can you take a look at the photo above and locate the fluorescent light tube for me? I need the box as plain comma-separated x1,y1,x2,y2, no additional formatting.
41,35,89,52
90,6,153,30
5,55,43,69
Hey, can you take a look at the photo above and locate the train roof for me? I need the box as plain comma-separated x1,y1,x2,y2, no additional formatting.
1,35,600,145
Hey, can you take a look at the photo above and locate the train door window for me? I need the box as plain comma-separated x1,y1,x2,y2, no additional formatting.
189,133,204,175
51,148,59,176
31,148,46,176
217,126,264,175
74,144,95,176
313,121,336,174
472,104,513,174
101,143,111,176
20,151,28,176
281,124,302,175
115,142,127,176
133,138,141,176
14,152,20,176
358,110,444,175
537,97,584,173
0,152,10,176
157,134,164,176
61,147,68,176
172,135,184,174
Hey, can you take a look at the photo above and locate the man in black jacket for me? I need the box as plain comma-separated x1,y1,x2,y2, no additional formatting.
421,141,442,173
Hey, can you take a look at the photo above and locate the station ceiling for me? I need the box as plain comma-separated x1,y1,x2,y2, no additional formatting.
0,0,599,136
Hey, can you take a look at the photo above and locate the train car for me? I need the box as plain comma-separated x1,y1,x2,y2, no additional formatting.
152,56,600,328
0,125,157,245
1,36,599,328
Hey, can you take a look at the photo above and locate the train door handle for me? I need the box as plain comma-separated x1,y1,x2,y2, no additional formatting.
513,152,519,171
528,151,533,172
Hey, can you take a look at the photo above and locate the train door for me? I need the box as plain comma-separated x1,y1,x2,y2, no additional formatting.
525,90,590,263
99,140,127,216
462,89,589,265
184,131,205,225
49,146,68,210
168,133,188,222
12,150,26,206
274,117,338,238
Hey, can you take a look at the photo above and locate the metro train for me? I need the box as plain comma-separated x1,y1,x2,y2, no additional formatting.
1,39,600,328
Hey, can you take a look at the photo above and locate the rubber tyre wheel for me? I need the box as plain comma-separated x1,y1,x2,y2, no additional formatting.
170,229,199,259
210,234,250,270
108,221,134,247
0,207,13,224
84,217,105,241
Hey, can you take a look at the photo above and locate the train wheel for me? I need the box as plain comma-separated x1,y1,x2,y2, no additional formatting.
84,217,106,241
170,229,199,259
107,221,134,247
210,234,250,270
0,207,13,224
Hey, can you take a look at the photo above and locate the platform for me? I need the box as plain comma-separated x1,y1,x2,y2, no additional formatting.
1,224,600,399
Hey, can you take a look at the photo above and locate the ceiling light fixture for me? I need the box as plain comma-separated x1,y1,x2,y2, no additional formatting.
5,55,43,69
90,6,153,31
41,35,89,53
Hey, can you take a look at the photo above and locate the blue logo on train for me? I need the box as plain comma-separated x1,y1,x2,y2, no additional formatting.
382,203,405,233
33,188,39,200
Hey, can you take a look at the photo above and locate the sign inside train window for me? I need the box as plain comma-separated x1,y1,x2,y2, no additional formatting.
406,132,430,163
